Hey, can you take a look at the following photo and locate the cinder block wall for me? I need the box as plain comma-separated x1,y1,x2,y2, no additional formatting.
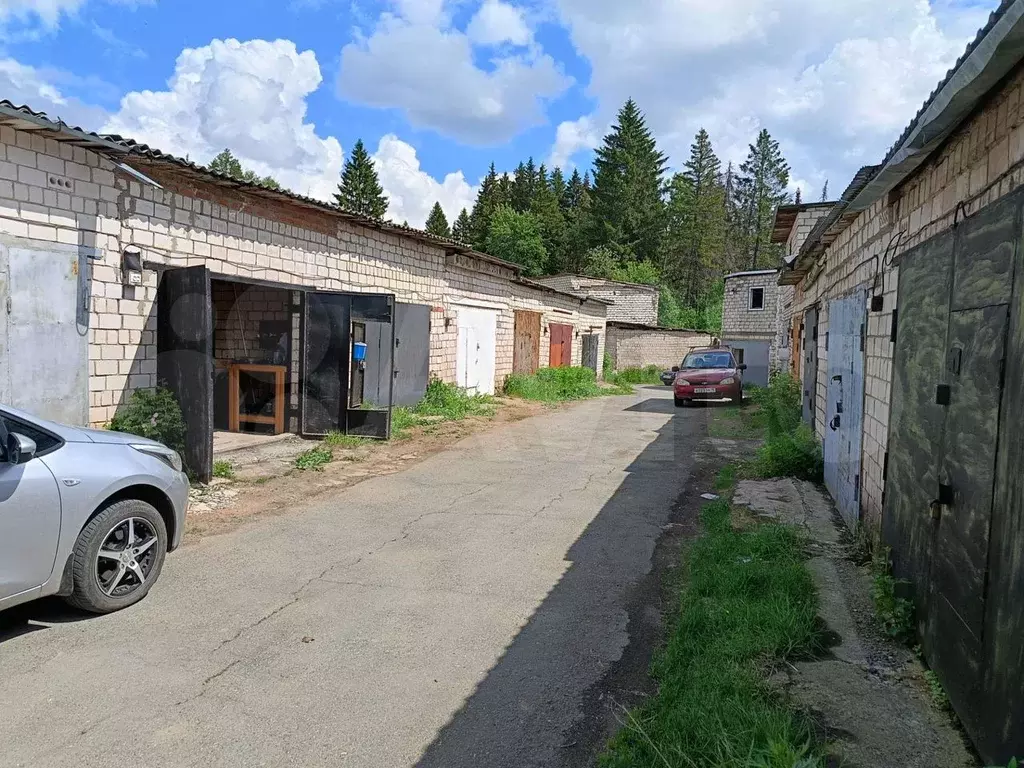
790,63,1024,532
510,284,607,373
211,282,290,364
606,327,715,370
0,125,609,425
721,273,780,339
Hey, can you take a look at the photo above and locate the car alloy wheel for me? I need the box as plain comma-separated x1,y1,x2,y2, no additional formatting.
95,517,160,597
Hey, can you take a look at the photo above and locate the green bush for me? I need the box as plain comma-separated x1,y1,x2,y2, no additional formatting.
748,374,823,482
504,366,601,401
416,378,494,420
212,460,234,479
295,444,332,471
109,388,187,456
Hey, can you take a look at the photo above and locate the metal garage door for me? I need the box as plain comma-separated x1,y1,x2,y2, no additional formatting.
823,290,866,530
0,241,89,425
365,303,431,407
722,339,769,386
456,305,497,395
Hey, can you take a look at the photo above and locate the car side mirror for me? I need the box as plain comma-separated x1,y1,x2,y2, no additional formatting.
7,433,37,465
738,364,748,371
671,366,680,372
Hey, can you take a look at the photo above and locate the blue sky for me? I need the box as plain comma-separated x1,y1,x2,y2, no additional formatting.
0,0,993,226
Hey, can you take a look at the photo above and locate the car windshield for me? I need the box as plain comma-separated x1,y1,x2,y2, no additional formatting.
682,351,733,369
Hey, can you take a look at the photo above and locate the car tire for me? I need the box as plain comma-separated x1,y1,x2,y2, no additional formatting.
65,499,168,614
674,397,687,408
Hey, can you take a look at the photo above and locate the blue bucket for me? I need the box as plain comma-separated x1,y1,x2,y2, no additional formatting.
352,341,367,361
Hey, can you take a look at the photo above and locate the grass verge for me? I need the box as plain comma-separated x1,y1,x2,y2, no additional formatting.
391,378,495,438
602,498,823,768
504,366,604,401
746,376,823,483
606,365,663,388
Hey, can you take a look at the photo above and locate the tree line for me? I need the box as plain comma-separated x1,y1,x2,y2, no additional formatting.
207,100,797,331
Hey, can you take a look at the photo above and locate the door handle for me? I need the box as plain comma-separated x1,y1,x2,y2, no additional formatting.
829,415,840,431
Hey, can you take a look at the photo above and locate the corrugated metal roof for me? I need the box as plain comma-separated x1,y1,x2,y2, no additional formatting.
0,100,521,273
724,269,779,279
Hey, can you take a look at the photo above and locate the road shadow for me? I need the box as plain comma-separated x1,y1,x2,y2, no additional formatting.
0,597,92,645
626,398,739,415
414,398,711,768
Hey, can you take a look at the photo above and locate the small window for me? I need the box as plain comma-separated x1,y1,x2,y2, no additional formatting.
749,287,765,311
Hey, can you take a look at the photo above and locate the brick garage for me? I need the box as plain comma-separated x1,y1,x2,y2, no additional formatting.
720,269,789,386
605,322,715,371
532,274,659,324
0,102,606,477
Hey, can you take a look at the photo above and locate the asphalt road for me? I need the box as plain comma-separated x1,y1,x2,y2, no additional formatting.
0,387,704,768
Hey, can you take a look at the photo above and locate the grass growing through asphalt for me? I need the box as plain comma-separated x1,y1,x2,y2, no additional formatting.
390,378,496,438
294,444,333,471
601,499,824,768
324,431,371,449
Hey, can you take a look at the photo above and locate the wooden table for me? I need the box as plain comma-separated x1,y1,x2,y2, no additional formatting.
227,363,287,434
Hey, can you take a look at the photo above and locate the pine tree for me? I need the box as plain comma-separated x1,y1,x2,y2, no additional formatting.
208,148,281,190
334,139,389,218
511,158,538,213
452,208,471,244
821,179,829,202
425,201,451,238
590,99,668,264
664,128,726,307
734,129,791,270
561,169,594,274
550,167,567,211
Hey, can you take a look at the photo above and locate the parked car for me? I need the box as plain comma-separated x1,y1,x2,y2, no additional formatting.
659,369,678,386
0,404,188,614
673,347,747,407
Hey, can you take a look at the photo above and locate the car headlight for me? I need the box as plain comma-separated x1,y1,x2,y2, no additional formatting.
131,443,183,473
676,379,691,386
720,377,736,385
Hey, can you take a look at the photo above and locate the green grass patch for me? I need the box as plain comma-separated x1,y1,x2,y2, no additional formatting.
714,464,737,493
212,460,234,479
504,366,603,401
602,499,823,768
295,444,332,471
607,365,663,387
746,376,823,482
324,431,371,449
708,402,767,439
922,668,951,712
416,378,495,420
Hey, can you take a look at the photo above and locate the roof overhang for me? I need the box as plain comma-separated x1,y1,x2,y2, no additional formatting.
771,202,835,244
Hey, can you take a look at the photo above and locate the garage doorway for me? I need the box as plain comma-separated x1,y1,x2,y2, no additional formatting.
456,305,498,395
548,323,573,367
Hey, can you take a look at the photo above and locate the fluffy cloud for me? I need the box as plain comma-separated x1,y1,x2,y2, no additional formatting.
0,57,108,127
467,0,532,46
549,115,599,169
0,0,84,28
102,38,345,202
550,0,989,192
372,134,477,227
338,0,570,144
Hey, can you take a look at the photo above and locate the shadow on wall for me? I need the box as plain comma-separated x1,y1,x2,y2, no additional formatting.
414,396,708,768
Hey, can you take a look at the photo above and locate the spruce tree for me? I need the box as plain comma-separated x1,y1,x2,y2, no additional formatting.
452,208,471,244
511,158,538,213
334,139,389,218
821,179,830,202
734,129,791,269
530,165,567,272
425,201,451,238
562,169,594,274
469,163,500,249
209,148,281,190
590,99,668,264
664,128,726,307
550,167,567,211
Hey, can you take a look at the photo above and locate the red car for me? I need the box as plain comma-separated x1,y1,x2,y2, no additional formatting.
672,347,746,407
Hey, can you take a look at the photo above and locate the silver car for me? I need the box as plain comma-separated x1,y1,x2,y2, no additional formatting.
0,404,189,614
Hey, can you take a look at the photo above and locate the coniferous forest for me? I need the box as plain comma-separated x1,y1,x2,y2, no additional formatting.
326,99,796,332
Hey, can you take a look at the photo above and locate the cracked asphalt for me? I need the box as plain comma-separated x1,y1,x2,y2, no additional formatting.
0,387,703,768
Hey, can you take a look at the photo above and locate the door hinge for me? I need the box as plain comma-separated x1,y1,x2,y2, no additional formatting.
947,347,962,376
5,296,10,314
890,309,898,342
936,384,951,405
825,331,830,351
854,474,860,501
883,451,889,480
860,322,865,352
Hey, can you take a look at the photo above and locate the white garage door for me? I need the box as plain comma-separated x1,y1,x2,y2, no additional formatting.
455,305,497,395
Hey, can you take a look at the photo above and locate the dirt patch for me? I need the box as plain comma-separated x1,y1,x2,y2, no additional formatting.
182,397,550,544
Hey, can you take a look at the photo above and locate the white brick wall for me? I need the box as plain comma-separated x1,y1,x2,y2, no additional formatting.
0,127,607,426
532,275,659,325
606,326,715,370
788,64,1024,533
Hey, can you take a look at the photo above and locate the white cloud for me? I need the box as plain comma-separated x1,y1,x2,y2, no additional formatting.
338,0,570,144
467,0,532,46
372,134,477,227
102,38,345,202
0,0,84,28
550,0,989,192
548,115,599,169
0,56,108,127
